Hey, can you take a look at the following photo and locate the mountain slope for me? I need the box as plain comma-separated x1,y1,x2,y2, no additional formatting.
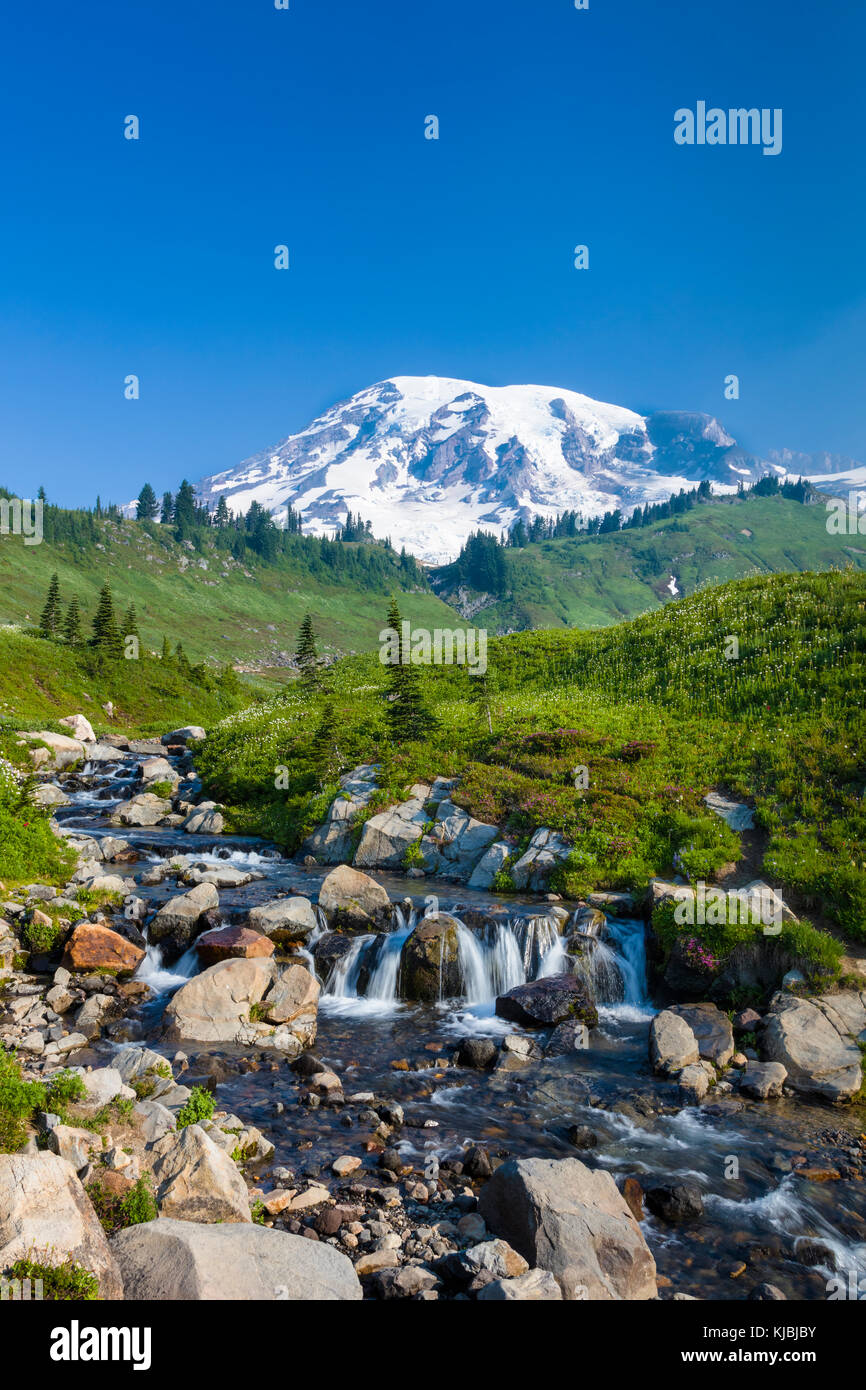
431,493,866,632
195,375,862,563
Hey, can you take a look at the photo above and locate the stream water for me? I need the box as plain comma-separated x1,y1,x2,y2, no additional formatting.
54,751,866,1301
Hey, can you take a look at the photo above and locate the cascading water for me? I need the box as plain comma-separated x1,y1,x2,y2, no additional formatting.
135,937,198,994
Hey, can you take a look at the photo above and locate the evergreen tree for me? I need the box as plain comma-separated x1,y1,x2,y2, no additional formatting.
63,596,83,646
215,495,230,528
295,614,320,690
160,492,174,524
160,634,172,662
174,480,197,534
90,582,122,658
310,700,340,785
136,483,159,520
382,598,436,742
39,573,62,638
123,604,139,639
468,661,497,735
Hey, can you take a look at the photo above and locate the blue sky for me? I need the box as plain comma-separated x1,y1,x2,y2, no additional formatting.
1,0,863,507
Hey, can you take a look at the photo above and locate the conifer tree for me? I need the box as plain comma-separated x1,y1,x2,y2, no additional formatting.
295,614,320,690
123,604,139,639
468,660,497,735
382,598,436,742
63,596,83,646
160,634,172,662
39,573,62,638
136,483,159,520
90,582,122,658
215,495,230,528
310,700,340,785
160,492,174,524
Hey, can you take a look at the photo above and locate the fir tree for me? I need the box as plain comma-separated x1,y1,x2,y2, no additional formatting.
136,483,159,520
468,661,497,735
39,573,62,638
63,596,83,646
160,492,174,524
160,634,172,662
382,598,436,742
174,480,197,534
123,604,139,640
90,582,122,659
215,495,230,528
295,614,320,690
310,700,340,785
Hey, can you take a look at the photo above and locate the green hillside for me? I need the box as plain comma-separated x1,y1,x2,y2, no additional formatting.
0,507,464,667
198,570,866,942
431,494,864,631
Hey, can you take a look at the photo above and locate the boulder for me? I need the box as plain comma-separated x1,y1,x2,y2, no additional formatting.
318,864,392,931
495,975,598,1029
248,896,318,944
398,914,463,1001
182,802,225,835
47,1124,103,1172
761,992,863,1102
478,1157,657,1300
467,841,512,890
302,769,379,864
477,1268,564,1301
645,1182,704,1223
669,1002,734,1067
649,1010,700,1076
149,883,220,958
30,783,71,808
262,963,320,1024
703,792,755,831
61,923,144,977
419,801,499,880
0,1152,123,1298
195,925,275,967
163,957,276,1044
510,828,572,892
113,793,173,827
353,795,429,870
739,1061,787,1100
22,730,86,769
76,1067,126,1108
149,1125,251,1223
161,727,206,746
59,713,96,742
678,1063,711,1104
112,1218,362,1299
181,864,258,889
140,756,180,787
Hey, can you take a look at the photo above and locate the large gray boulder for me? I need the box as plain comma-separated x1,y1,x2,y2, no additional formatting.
163,956,276,1044
761,992,863,1101
669,1002,734,1067
182,802,225,835
149,1125,251,1223
399,915,464,1001
248,895,318,943
468,841,512,890
112,792,173,827
510,828,571,892
302,766,379,864
419,801,499,880
0,1152,123,1298
162,726,207,745
649,1010,700,1076
478,1157,657,1300
318,864,392,930
353,795,429,870
495,975,598,1029
111,1218,362,1300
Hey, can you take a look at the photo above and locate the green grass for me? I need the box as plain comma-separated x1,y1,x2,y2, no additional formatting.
196,571,866,942
432,495,866,631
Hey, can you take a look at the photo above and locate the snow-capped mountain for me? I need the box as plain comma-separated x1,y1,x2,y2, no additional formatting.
194,376,857,564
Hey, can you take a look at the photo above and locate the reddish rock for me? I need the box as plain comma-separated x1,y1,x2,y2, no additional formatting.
622,1176,645,1222
196,925,275,967
62,924,145,976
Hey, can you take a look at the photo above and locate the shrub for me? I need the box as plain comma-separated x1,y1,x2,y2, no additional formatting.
5,1256,99,1300
175,1085,215,1129
22,915,64,955
87,1175,157,1234
0,1048,45,1152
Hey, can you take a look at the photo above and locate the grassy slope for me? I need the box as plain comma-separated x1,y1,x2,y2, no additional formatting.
431,495,866,631
0,519,465,666
0,629,254,737
197,570,866,943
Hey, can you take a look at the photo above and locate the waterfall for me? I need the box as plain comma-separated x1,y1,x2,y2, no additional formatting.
136,937,198,994
324,934,376,997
